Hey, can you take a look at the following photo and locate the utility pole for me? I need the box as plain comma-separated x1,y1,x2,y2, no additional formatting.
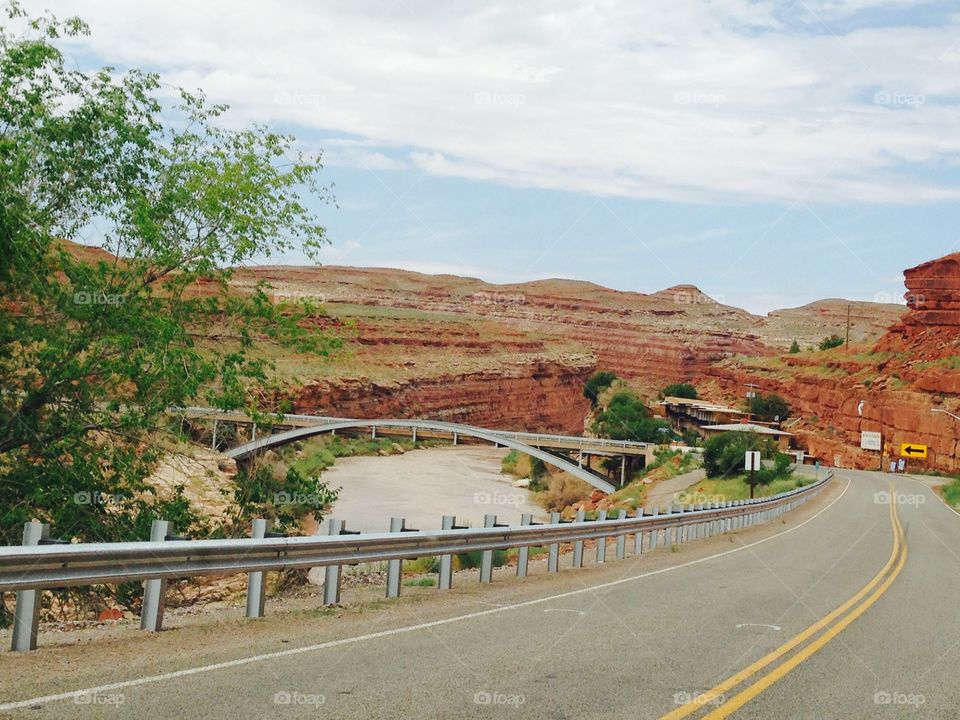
845,303,851,352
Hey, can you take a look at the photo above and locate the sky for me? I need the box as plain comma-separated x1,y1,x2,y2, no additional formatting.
26,0,960,314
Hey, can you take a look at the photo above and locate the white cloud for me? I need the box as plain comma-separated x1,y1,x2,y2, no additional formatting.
32,0,960,205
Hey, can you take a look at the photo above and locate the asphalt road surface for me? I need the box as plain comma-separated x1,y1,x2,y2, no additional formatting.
1,468,958,719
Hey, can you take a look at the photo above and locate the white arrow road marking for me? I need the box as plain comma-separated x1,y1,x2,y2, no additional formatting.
736,623,781,631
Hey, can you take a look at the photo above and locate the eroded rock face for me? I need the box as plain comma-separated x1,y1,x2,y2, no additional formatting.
287,359,594,434
890,253,960,336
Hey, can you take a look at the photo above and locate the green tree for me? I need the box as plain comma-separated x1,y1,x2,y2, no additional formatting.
592,391,672,443
789,340,801,354
584,370,617,407
702,431,774,478
819,334,845,351
0,5,339,555
660,383,698,400
748,393,791,423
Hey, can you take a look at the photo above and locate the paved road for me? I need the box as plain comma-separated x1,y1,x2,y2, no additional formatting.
645,468,707,510
1,469,958,719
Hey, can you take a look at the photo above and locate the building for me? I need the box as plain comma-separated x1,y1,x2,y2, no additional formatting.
699,422,794,451
659,396,747,431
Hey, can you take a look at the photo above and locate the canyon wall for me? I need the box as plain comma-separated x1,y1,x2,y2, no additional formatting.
288,358,594,434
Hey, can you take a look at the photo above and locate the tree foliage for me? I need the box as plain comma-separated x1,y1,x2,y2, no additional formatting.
789,340,801,354
660,382,698,400
0,5,339,551
592,391,672,443
703,431,775,478
583,370,617,406
748,393,791,423
819,334,845,351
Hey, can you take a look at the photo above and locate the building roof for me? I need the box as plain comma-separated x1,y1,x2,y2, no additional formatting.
700,423,794,437
660,397,746,415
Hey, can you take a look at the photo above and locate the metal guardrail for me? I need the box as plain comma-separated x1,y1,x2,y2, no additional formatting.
1,471,832,651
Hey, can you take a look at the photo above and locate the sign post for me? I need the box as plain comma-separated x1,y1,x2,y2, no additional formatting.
745,451,761,499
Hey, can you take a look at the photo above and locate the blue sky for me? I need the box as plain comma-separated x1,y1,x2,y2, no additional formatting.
30,0,960,313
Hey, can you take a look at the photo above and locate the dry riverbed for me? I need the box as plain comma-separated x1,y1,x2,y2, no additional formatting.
321,445,549,532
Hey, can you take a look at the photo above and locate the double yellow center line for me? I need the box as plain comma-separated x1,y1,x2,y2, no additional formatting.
661,482,906,720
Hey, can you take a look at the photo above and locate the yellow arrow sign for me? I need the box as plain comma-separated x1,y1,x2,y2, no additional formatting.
900,443,928,459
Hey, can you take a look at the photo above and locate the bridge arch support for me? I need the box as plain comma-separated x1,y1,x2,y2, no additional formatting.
225,419,618,493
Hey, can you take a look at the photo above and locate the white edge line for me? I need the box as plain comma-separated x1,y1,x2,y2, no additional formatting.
0,477,850,712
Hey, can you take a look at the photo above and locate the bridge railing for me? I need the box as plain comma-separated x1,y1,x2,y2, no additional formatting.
1,471,833,651
174,406,655,452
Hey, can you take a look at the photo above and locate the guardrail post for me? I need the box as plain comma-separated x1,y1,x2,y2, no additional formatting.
616,509,627,559
453,432,458,446
480,514,496,583
322,519,345,606
548,512,561,572
11,521,49,652
386,517,405,598
245,518,270,618
517,514,532,578
664,506,674,547
634,509,645,554
650,507,660,551
572,509,586,568
140,519,170,632
596,510,608,564
439,515,456,589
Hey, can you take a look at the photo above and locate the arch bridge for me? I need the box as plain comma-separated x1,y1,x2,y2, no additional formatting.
175,408,660,494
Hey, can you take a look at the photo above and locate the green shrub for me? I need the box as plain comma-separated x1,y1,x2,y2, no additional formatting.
660,383,698,399
584,371,618,406
702,432,776,478
819,335,845,351
593,391,672,442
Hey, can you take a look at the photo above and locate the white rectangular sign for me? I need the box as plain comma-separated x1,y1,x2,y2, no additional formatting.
861,431,882,451
745,451,761,472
